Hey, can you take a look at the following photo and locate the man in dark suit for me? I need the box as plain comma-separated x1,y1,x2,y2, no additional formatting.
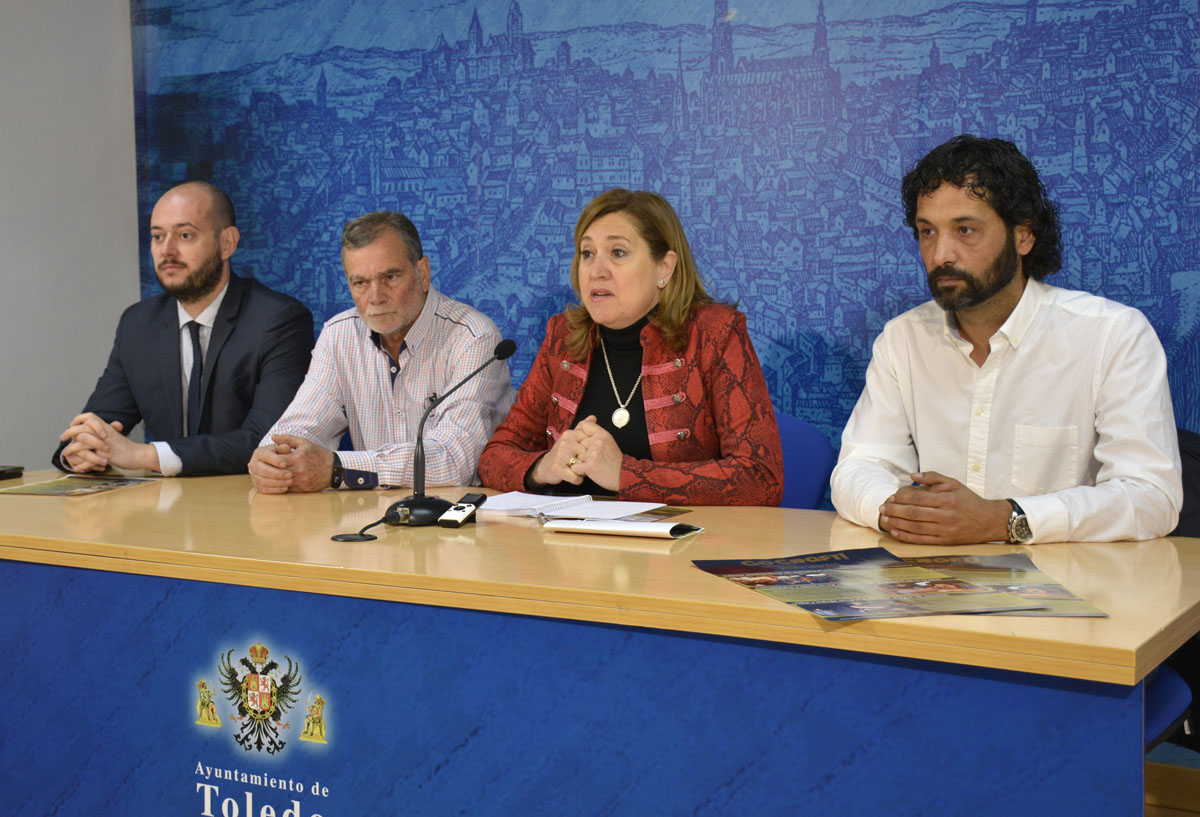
54,182,313,476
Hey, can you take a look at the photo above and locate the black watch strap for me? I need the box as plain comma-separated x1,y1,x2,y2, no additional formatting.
330,452,344,489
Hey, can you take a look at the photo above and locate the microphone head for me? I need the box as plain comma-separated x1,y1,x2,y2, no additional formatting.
494,339,517,360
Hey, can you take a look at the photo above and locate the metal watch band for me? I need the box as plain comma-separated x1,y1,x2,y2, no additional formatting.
1006,498,1032,544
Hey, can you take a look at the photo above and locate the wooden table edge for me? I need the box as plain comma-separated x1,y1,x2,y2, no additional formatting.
0,538,1147,685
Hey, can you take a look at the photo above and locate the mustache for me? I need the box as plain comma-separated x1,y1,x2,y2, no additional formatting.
157,259,187,271
928,265,972,284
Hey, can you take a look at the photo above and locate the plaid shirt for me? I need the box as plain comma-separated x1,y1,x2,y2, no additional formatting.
263,288,515,488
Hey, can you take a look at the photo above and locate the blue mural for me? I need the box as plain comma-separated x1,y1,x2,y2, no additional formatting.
131,0,1200,440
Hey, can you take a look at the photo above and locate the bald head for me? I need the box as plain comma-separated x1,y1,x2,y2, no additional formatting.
159,182,236,232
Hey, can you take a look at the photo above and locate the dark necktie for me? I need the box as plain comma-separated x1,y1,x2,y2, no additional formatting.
186,321,203,437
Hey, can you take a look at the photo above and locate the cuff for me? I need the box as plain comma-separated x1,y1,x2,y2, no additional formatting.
334,450,379,490
832,481,897,532
859,484,898,532
151,441,181,476
1012,493,1069,544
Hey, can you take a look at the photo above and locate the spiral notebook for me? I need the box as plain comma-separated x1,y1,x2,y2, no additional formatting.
477,491,664,520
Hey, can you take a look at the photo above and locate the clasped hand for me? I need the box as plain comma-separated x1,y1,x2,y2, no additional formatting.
59,412,158,472
878,471,1011,545
530,415,623,492
248,434,334,494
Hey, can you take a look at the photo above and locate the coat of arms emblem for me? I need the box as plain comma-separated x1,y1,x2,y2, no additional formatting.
219,643,302,754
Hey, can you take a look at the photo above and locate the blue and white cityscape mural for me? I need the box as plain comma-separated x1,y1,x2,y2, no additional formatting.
132,0,1200,440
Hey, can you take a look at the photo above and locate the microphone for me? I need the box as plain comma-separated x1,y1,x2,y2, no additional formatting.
331,338,516,541
383,338,516,528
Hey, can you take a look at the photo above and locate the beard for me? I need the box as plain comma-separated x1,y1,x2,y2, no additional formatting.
157,243,224,304
927,230,1020,311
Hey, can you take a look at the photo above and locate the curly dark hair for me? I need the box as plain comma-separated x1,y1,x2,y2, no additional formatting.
901,134,1062,280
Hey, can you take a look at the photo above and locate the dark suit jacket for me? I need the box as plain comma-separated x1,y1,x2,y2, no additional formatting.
55,273,314,475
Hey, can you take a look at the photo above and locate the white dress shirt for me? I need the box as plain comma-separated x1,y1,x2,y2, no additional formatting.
831,278,1182,543
151,284,230,476
262,287,516,488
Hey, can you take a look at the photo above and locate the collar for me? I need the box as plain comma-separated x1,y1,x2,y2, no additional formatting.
600,313,651,352
940,276,1048,351
175,278,230,330
995,276,1048,350
365,286,441,354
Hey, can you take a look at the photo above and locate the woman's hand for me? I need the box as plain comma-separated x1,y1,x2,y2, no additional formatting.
571,417,623,492
528,418,593,487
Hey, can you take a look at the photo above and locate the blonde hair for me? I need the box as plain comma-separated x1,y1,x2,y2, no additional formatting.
565,189,712,359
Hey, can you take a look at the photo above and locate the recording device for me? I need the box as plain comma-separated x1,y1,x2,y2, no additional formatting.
331,339,516,541
437,492,487,528
0,465,24,480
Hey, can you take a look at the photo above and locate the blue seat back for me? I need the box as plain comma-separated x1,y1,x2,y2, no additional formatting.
774,410,836,510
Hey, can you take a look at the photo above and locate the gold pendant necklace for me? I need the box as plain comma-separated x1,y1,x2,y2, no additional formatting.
599,335,642,429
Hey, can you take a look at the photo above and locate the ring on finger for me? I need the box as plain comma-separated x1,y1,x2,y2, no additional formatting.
568,456,578,468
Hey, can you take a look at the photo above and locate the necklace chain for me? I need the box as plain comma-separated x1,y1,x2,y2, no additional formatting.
599,335,642,424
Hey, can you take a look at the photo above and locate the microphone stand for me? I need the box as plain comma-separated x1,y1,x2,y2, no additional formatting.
384,339,515,527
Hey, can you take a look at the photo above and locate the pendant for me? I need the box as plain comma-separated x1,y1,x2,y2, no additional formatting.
611,407,630,429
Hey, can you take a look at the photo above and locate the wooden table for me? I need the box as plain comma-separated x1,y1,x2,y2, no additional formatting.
2,470,1198,815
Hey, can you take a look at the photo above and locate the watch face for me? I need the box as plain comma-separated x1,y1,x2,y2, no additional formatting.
1012,516,1033,543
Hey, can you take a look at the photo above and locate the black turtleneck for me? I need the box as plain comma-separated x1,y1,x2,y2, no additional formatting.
570,315,653,495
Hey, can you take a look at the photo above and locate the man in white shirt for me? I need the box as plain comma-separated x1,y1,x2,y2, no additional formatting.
831,135,1182,544
247,211,515,493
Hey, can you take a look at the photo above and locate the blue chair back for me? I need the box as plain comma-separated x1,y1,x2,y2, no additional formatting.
774,410,837,510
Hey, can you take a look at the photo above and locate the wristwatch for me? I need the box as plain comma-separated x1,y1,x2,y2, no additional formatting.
1006,499,1033,544
330,452,344,490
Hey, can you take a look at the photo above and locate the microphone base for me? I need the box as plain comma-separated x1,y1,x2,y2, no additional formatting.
385,494,453,527
331,532,378,542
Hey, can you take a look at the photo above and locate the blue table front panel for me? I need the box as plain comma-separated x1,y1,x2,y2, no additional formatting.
0,559,1142,815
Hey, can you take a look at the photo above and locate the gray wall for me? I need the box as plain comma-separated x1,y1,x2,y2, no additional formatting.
0,0,139,469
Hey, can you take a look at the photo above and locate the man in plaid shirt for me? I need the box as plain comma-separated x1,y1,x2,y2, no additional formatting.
248,211,515,493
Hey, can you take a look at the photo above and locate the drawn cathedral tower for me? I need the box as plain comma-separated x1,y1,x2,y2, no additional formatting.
711,0,733,74
814,0,829,64
468,9,483,55
700,0,840,127
506,0,523,44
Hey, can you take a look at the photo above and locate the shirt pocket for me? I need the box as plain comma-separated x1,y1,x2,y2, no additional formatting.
1011,424,1079,496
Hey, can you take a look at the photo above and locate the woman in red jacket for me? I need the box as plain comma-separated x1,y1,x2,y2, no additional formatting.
478,189,783,505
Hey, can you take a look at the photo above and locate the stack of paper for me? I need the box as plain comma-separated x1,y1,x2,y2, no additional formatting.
480,491,701,539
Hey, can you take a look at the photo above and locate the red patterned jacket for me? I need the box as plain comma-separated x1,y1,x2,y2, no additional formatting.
478,304,783,505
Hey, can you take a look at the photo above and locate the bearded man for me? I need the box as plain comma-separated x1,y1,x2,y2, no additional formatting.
830,135,1181,544
53,182,313,476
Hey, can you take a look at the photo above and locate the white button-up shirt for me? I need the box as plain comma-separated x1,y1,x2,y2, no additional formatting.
262,287,515,488
831,278,1182,543
152,283,230,476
